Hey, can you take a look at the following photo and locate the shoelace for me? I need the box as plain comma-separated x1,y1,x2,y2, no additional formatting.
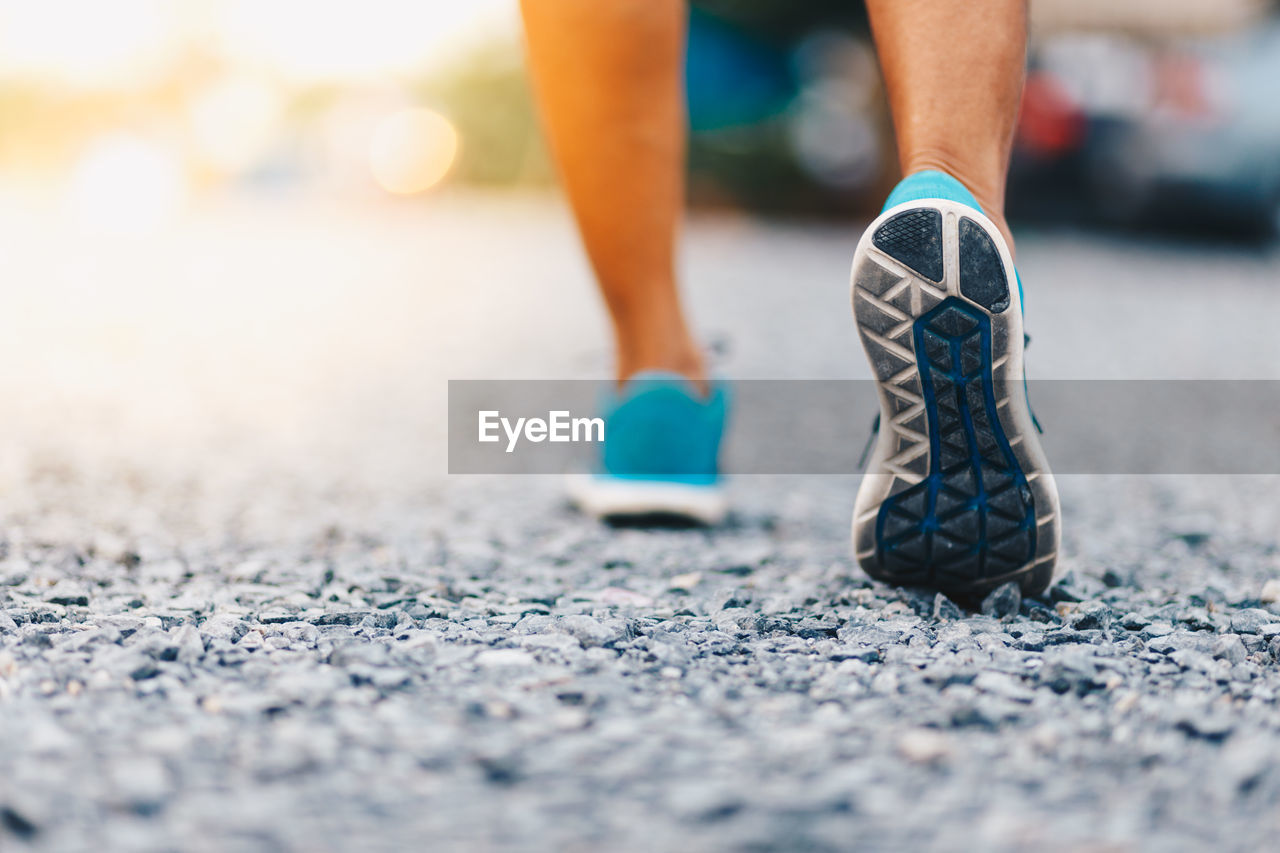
856,333,1042,472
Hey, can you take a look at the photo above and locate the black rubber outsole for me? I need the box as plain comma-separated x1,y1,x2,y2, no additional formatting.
854,204,1058,601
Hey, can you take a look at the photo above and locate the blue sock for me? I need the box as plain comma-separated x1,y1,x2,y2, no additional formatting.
882,169,982,214
882,169,1024,313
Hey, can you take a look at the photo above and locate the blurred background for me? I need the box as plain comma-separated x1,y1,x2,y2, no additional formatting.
2,0,1278,238
1,0,1280,534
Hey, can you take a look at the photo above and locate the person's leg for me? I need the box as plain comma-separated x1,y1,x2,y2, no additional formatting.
525,0,725,525
864,0,1027,250
520,0,704,388
851,0,1058,600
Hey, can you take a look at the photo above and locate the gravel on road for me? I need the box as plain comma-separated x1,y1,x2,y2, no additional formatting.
2,195,1279,851
3,474,1280,852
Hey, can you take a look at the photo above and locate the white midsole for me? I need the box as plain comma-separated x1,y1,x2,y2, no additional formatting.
566,474,728,525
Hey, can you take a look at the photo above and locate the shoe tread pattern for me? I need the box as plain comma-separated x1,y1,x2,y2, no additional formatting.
957,216,1010,313
874,297,1036,589
872,209,943,284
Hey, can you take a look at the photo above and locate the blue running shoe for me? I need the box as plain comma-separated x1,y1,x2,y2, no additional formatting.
567,371,729,525
850,170,1060,600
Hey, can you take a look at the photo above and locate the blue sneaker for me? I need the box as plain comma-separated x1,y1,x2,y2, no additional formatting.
850,170,1060,600
567,371,729,525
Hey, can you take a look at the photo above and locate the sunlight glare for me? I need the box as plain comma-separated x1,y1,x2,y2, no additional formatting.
368,108,459,195
189,75,284,175
68,134,187,236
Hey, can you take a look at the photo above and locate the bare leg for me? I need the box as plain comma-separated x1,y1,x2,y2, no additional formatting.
865,0,1027,250
521,0,705,387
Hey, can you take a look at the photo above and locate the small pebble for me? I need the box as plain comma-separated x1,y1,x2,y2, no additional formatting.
896,729,952,765
980,582,1021,620
1260,579,1280,604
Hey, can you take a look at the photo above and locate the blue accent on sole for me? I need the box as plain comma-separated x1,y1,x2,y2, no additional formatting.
874,298,1037,588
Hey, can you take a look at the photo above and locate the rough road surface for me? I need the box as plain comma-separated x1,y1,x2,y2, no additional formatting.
1,194,1279,852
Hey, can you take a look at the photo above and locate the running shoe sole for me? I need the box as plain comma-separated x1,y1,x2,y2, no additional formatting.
850,200,1060,600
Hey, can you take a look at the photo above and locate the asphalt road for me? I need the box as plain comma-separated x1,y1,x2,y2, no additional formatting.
1,191,1279,852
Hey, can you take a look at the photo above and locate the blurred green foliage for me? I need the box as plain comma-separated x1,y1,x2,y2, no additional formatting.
424,44,553,187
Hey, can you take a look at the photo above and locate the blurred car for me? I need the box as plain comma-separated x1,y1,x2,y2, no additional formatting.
1011,20,1280,238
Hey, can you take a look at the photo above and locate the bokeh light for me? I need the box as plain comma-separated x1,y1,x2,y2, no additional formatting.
67,133,187,236
368,108,459,195
216,0,516,82
188,75,284,175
